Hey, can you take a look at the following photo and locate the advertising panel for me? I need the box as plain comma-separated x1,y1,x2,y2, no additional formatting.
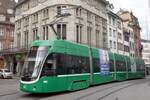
99,49,110,76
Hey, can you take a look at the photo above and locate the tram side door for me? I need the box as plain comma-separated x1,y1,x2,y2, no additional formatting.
41,55,58,92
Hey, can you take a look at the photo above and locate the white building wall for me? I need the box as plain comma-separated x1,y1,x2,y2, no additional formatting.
107,12,118,53
15,0,108,49
142,41,150,67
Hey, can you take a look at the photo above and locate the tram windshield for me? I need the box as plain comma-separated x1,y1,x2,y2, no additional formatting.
21,46,49,81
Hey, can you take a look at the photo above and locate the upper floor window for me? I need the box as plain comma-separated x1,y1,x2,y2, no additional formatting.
10,30,14,37
76,24,82,43
114,42,116,49
113,30,116,37
43,26,49,40
109,28,112,36
30,0,38,8
87,26,92,46
10,42,13,49
24,17,29,27
112,18,115,26
24,30,29,47
43,8,49,19
0,42,2,50
17,20,21,29
87,12,92,22
17,33,21,48
57,6,67,16
118,33,122,40
109,16,111,24
96,30,100,48
57,24,67,40
0,15,6,22
32,13,38,23
76,8,82,17
33,28,38,41
110,40,112,49
0,28,4,35
117,21,122,29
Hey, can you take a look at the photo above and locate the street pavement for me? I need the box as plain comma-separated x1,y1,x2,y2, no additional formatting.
0,76,150,100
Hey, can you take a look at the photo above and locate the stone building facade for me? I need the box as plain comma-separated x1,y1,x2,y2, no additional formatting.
14,0,109,75
141,39,150,74
117,10,142,58
0,0,16,72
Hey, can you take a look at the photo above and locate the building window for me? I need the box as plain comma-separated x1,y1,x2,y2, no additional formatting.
96,30,100,48
24,17,29,27
33,28,38,41
0,28,4,35
32,13,38,23
10,42,13,49
113,30,116,37
109,16,111,24
57,24,67,40
17,20,21,29
114,41,116,49
118,33,122,39
43,26,48,40
124,34,129,42
76,8,82,17
124,45,129,52
30,0,38,7
17,33,21,48
117,21,121,29
109,28,112,36
0,42,2,50
57,6,67,16
10,30,14,37
43,8,49,19
112,18,115,26
76,25,82,43
87,12,92,22
24,31,29,47
87,26,92,46
110,40,112,49
57,6,61,15
118,43,123,51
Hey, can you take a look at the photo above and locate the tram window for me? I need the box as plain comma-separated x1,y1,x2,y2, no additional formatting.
82,58,90,73
56,54,67,75
109,60,114,72
56,53,90,74
127,61,131,71
41,63,56,76
93,58,100,73
41,54,56,76
116,61,126,71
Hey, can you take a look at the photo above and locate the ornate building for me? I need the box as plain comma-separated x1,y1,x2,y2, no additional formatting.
0,0,16,72
117,10,142,58
14,0,109,75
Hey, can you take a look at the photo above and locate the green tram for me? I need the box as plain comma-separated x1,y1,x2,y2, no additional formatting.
20,40,145,93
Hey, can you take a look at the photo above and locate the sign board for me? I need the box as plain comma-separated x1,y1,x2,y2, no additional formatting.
99,49,110,76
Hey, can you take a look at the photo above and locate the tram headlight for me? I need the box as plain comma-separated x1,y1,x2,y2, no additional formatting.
33,86,37,91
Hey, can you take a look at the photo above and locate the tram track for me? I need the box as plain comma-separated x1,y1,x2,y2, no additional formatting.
0,91,19,97
75,78,149,100
0,78,148,100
